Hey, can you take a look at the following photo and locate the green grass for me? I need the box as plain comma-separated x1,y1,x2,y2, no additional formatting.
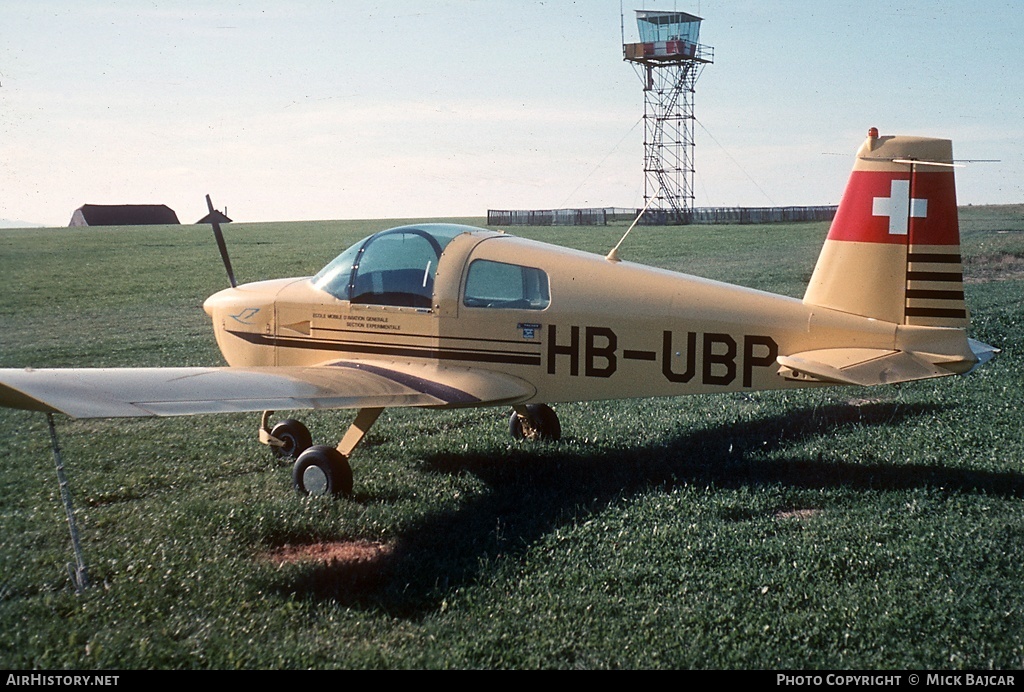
0,211,1022,669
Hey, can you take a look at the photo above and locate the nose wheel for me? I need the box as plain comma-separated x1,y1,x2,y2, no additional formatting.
269,418,312,460
259,411,312,461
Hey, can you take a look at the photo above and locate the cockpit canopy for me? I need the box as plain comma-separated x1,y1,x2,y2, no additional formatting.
312,223,551,312
312,224,474,307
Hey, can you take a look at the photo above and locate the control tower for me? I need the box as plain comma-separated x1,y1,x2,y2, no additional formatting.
623,10,713,222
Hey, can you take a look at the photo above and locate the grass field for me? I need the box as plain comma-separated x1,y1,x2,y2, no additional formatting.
0,207,1021,669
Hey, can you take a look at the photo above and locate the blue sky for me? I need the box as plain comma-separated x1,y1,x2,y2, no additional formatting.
1,0,1021,226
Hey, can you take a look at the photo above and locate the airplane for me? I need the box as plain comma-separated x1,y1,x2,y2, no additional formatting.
0,129,999,498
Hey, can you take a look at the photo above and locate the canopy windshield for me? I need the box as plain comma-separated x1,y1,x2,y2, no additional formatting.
312,224,475,307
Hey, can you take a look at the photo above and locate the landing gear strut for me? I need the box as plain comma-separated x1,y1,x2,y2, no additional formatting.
261,404,560,497
509,404,561,442
259,408,384,497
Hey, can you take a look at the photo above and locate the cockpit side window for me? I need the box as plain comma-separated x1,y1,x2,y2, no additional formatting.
463,260,550,310
312,225,466,307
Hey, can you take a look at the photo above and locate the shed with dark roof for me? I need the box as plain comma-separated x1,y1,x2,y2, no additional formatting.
69,204,180,227
196,209,232,224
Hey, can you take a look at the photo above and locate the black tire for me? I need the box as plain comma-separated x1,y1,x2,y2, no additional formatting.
292,445,353,497
509,404,561,442
509,410,523,439
271,419,312,460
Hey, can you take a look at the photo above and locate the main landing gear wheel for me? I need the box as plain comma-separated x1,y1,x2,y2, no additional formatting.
292,445,353,497
509,404,561,442
270,419,312,461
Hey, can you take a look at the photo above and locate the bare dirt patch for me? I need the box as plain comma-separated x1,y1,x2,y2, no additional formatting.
261,540,393,567
964,253,1024,284
774,508,822,521
847,397,890,408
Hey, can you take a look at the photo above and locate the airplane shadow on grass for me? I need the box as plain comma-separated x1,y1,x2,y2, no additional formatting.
269,400,1024,616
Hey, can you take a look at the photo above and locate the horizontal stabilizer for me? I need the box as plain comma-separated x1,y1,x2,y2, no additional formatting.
0,361,536,419
777,348,957,387
967,338,1000,372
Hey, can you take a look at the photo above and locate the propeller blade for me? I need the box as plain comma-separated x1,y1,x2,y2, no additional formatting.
206,194,237,288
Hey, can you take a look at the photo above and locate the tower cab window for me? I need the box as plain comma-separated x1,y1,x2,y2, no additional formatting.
312,225,465,308
463,260,550,310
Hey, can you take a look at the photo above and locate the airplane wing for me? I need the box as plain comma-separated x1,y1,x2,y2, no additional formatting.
0,360,536,419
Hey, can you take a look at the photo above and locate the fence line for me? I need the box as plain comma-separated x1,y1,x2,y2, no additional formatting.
487,205,837,227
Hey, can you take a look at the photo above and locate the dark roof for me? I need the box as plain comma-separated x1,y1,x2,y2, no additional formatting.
70,204,180,227
196,210,232,224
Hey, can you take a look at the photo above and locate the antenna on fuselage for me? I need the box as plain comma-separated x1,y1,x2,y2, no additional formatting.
606,186,662,263
206,194,237,288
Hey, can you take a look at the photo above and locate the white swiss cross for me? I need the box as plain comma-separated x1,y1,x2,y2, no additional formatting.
872,179,927,236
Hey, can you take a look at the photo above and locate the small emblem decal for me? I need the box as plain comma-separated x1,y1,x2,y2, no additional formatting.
518,323,542,340
230,308,261,325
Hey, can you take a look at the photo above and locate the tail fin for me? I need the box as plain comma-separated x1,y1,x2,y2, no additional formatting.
804,129,968,328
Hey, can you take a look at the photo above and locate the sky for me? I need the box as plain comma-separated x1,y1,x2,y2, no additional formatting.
1,0,1022,227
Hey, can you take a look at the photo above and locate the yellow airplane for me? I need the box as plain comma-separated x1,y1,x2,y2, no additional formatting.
0,130,998,497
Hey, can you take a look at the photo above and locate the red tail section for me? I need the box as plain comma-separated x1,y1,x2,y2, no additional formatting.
828,168,959,246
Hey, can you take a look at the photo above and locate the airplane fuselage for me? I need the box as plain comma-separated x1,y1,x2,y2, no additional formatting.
204,228,930,407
